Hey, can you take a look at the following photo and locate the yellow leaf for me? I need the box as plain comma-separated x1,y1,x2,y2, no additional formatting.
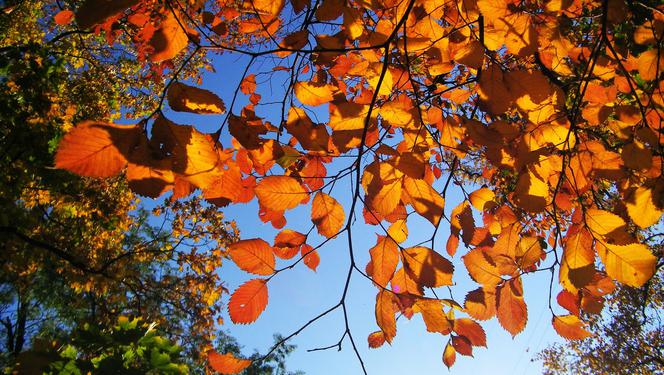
255,176,308,212
584,209,626,236
387,219,408,243
311,192,345,238
552,315,591,340
597,241,656,287
167,82,225,114
563,228,595,269
362,162,404,218
294,81,335,106
625,186,663,228
468,187,495,211
513,168,549,213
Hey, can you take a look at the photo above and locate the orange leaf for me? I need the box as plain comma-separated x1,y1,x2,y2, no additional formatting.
255,176,308,212
273,229,306,259
563,227,595,269
375,290,397,343
463,248,502,286
637,49,664,81
285,107,330,152
402,177,444,226
149,12,189,63
414,299,452,334
228,239,275,275
464,287,496,321
301,244,320,272
552,315,591,340
55,121,140,178
228,279,269,324
453,318,487,347
294,81,335,106
150,116,222,189
311,192,345,238
403,247,454,287
167,82,225,114
240,74,257,95
54,9,75,25
208,351,251,374
390,267,423,296
496,278,527,336
367,331,386,348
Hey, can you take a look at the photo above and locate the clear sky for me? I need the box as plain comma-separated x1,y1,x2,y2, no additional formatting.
161,50,567,375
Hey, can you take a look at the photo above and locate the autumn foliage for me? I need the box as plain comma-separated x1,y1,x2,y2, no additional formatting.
48,0,663,371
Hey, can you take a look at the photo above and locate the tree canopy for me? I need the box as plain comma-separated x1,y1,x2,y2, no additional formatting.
3,0,664,372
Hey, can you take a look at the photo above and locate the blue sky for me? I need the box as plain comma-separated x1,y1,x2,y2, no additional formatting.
161,50,567,374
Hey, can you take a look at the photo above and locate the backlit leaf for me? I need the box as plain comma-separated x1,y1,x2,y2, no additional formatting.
596,241,656,287
464,287,496,321
367,331,386,348
208,351,251,374
552,315,591,340
294,81,335,106
228,279,269,324
55,121,140,178
301,244,320,272
311,192,345,238
414,299,452,334
369,236,400,288
496,278,527,336
228,239,275,275
453,318,487,347
375,290,397,343
167,82,226,114
403,177,444,226
403,247,454,287
255,176,308,212
442,342,456,368
149,12,189,62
